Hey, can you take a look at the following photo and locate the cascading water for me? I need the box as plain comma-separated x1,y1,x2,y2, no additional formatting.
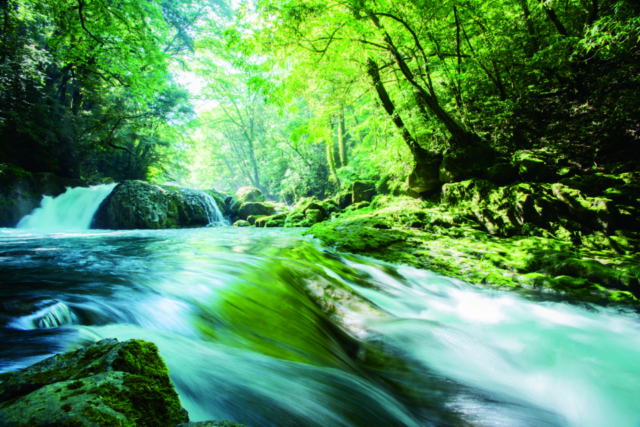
17,184,116,231
195,190,229,226
1,227,639,426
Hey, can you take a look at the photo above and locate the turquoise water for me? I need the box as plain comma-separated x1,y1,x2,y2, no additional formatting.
1,226,639,426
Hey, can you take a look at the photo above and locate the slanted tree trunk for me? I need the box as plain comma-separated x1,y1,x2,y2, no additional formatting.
366,12,479,147
366,58,442,192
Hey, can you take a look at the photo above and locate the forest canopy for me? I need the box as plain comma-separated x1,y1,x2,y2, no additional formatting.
1,0,638,200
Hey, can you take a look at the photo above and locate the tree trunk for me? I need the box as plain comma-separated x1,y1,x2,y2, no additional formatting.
539,0,570,37
367,13,478,146
338,108,348,167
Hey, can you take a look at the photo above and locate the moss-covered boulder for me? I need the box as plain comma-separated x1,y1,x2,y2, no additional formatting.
246,214,266,225
305,216,409,252
238,202,276,220
93,181,225,229
255,213,287,227
229,187,265,220
0,163,87,227
0,339,189,427
283,197,332,227
235,186,264,203
233,220,250,227
333,191,353,209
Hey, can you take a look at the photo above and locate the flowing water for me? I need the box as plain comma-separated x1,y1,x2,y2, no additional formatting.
1,188,640,427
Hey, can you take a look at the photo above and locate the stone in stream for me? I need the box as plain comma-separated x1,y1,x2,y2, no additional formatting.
229,186,265,218
93,180,228,229
0,338,245,427
238,202,276,220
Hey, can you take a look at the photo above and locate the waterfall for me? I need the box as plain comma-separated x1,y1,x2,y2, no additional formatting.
17,184,116,231
194,190,229,226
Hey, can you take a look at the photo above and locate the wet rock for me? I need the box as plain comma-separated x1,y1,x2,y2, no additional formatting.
233,220,250,227
0,339,189,427
93,181,223,229
238,202,276,220
0,163,87,227
352,181,376,203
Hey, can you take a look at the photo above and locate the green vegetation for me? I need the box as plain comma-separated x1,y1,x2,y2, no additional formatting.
2,0,639,301
0,339,189,426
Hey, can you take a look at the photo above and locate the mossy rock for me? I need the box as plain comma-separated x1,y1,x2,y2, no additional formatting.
0,339,189,427
235,186,264,203
233,220,250,227
93,181,221,230
305,209,323,225
238,202,276,220
305,216,408,252
255,213,286,227
246,215,266,225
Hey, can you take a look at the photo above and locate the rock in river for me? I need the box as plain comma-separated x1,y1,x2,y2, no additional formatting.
0,338,246,427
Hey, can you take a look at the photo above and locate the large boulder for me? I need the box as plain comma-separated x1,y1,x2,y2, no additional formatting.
229,187,265,219
93,181,226,229
0,163,87,227
238,202,276,220
255,213,287,227
235,186,265,203
0,339,189,427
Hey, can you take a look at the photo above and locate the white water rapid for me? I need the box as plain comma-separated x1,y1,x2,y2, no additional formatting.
17,184,116,231
195,190,229,226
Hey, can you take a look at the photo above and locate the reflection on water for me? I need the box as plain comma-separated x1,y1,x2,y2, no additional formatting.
1,227,639,427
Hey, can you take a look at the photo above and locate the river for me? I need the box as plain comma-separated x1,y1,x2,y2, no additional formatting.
1,187,639,427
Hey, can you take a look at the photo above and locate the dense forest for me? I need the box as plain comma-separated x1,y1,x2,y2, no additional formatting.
2,1,640,425
2,0,638,198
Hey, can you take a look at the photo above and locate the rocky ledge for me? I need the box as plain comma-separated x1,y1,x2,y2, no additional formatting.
0,338,245,427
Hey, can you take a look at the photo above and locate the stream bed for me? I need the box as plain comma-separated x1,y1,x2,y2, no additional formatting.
1,227,639,427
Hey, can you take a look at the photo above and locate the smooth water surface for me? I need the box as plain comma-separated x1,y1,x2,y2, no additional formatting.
1,227,639,427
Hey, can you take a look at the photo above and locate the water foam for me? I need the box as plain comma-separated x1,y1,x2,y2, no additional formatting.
17,184,116,231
